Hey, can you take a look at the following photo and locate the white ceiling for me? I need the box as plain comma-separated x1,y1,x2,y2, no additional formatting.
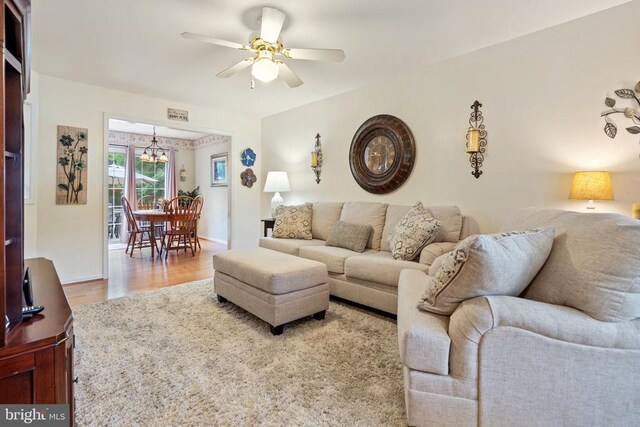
108,119,211,140
32,0,630,118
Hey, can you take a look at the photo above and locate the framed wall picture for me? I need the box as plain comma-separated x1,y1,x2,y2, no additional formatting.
211,153,228,187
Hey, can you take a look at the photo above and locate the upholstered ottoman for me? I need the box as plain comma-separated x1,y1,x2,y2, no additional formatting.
212,247,329,335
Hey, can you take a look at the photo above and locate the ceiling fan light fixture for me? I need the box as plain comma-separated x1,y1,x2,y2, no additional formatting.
252,54,279,83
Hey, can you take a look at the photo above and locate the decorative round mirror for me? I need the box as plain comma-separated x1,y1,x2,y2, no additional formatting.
349,115,415,194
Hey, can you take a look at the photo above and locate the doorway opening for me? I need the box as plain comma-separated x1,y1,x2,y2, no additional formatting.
104,118,232,278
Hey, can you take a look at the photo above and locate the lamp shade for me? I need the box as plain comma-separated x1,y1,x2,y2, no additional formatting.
569,171,614,201
263,171,290,193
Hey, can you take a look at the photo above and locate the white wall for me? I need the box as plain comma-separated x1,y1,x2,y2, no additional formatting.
29,72,261,283
261,2,640,233
194,142,230,244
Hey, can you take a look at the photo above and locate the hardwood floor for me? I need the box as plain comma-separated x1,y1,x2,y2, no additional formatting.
63,239,226,307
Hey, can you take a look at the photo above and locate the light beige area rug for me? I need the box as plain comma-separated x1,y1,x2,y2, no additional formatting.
73,279,405,426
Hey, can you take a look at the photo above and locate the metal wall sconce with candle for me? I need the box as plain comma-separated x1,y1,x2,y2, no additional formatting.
465,100,487,179
311,133,323,184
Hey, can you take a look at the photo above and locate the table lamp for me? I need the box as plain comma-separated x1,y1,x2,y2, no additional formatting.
264,171,290,217
568,171,614,210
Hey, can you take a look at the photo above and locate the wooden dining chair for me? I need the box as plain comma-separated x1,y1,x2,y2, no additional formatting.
161,196,199,259
193,194,204,250
137,194,164,239
122,196,155,257
137,194,159,210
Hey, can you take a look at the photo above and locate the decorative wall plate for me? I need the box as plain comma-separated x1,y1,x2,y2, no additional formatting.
240,168,257,188
349,115,415,194
241,148,256,166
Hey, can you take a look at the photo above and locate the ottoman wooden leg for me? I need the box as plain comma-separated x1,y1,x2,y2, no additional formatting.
270,325,284,335
217,295,227,303
313,310,326,320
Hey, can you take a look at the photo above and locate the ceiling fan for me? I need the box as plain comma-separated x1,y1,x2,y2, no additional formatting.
181,6,345,88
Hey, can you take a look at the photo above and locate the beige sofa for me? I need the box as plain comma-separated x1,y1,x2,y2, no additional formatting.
398,208,640,426
259,201,469,314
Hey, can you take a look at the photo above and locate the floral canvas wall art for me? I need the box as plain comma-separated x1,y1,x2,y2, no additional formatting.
56,125,88,204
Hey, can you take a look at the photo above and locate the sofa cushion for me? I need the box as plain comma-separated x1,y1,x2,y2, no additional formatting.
339,202,388,250
325,221,373,253
429,206,464,243
420,242,457,267
398,269,451,375
258,237,325,256
272,203,313,240
312,202,344,240
389,202,441,260
299,245,374,274
501,208,640,322
418,228,555,315
345,251,429,287
382,205,463,251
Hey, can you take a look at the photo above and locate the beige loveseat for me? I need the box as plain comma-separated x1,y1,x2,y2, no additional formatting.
259,201,469,314
398,208,640,426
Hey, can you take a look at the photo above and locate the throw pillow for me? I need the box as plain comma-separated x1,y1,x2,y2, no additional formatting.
325,221,373,253
272,203,313,240
418,227,555,315
389,202,441,261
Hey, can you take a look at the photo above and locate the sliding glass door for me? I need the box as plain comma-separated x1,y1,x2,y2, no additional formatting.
107,146,167,249
107,146,126,247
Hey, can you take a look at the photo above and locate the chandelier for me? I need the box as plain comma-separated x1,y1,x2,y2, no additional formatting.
140,126,168,163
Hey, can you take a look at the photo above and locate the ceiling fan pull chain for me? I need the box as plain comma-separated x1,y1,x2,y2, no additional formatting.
250,78,255,90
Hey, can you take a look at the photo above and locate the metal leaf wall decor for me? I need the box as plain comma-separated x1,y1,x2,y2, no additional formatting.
601,81,640,156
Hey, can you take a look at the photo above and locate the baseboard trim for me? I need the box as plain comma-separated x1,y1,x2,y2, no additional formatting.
61,274,104,286
198,235,228,246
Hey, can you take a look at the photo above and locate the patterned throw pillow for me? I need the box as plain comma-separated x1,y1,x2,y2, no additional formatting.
272,203,313,240
325,221,373,253
418,227,555,315
389,202,441,261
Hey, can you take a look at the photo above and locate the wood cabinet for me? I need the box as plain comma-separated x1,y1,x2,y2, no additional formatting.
0,0,74,423
1,0,30,346
0,259,74,420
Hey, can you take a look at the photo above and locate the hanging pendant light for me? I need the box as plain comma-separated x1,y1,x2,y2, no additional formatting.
141,126,169,163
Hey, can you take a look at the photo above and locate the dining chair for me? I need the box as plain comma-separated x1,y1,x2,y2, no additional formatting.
137,194,164,239
137,194,160,210
193,194,204,250
161,196,198,259
122,196,155,257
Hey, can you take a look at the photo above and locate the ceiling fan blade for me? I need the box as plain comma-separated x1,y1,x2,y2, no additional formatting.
181,32,246,50
216,58,254,78
276,62,303,88
285,48,345,62
260,7,286,43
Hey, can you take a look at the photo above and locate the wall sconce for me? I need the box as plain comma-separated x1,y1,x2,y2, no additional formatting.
179,164,187,182
466,100,487,179
569,171,614,209
311,133,323,184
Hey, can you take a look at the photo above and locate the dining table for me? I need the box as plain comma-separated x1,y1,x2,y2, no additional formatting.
131,209,168,259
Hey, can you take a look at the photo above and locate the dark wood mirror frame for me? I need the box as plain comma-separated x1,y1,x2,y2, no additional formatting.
349,114,416,194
